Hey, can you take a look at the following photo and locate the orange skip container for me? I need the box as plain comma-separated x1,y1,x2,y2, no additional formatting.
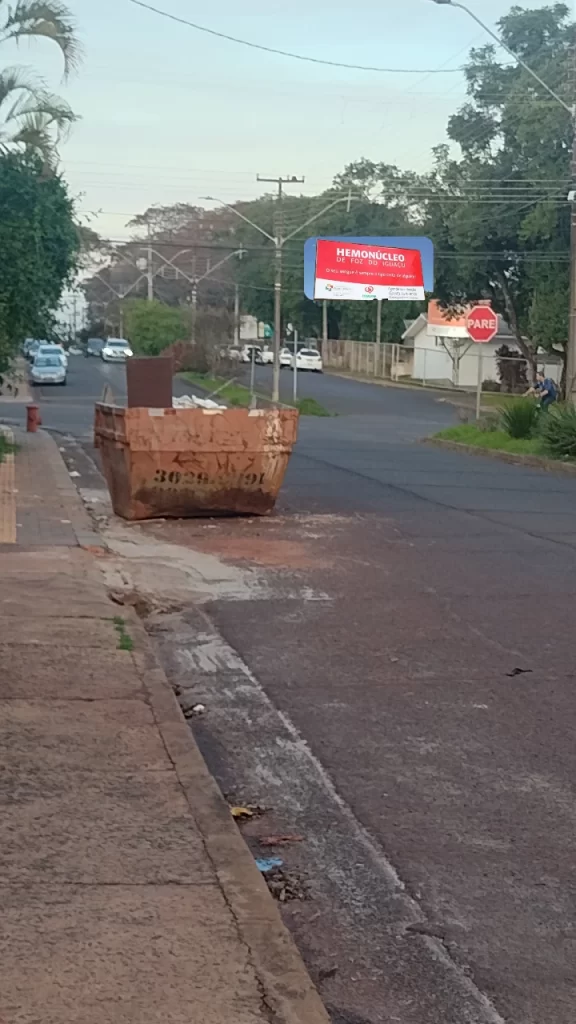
94,403,299,520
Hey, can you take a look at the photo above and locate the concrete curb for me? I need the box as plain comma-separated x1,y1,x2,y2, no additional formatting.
425,437,576,476
31,431,330,1023
129,634,331,1024
34,428,107,550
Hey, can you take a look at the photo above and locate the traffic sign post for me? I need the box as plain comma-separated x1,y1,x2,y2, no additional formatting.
466,305,498,420
466,305,498,344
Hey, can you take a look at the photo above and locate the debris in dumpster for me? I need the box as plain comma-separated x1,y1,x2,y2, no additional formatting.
173,394,226,410
260,834,304,847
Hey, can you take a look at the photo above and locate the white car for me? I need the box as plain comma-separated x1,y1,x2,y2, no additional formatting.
36,344,68,368
101,338,133,362
257,347,274,365
279,347,293,368
292,348,323,372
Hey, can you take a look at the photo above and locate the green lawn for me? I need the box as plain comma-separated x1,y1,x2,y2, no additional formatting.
434,424,545,455
0,433,15,463
182,372,331,416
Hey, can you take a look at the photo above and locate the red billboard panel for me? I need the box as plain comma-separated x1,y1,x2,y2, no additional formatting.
314,239,425,301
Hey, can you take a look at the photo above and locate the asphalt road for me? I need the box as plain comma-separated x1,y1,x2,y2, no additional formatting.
13,355,576,1023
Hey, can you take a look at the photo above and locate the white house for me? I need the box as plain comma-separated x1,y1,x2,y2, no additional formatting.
402,312,561,388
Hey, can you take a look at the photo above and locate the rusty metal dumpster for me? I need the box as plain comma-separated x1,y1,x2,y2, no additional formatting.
94,403,299,520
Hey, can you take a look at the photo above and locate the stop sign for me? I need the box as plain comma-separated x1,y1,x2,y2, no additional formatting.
466,304,498,344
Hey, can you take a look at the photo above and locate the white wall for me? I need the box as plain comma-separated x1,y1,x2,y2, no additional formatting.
412,324,561,388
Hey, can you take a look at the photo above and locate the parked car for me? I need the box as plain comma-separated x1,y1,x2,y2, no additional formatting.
240,344,262,364
292,348,323,372
30,353,67,386
257,346,274,365
279,347,293,368
101,338,133,362
25,340,43,362
36,344,68,368
85,338,104,357
225,345,243,361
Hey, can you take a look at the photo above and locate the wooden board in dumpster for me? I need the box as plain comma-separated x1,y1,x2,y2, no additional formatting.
94,403,299,520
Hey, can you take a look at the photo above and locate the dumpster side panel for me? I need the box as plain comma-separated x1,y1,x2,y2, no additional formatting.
94,405,299,520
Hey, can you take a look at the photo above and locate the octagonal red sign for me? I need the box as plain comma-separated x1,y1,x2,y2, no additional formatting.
466,304,498,344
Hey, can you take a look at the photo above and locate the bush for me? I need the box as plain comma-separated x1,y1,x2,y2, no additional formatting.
477,411,500,433
500,398,540,438
540,404,576,459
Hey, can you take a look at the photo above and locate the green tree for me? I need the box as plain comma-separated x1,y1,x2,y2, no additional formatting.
0,151,79,371
425,3,572,378
123,299,190,355
0,0,80,163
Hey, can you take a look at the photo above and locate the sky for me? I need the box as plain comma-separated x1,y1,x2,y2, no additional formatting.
13,0,551,240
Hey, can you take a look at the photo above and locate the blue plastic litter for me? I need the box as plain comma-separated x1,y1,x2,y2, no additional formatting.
255,856,283,873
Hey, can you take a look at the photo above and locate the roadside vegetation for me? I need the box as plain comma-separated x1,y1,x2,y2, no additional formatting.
182,372,331,416
435,401,576,462
0,433,15,463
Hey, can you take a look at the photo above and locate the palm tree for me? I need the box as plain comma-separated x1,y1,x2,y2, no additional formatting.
0,1,80,76
0,1,80,163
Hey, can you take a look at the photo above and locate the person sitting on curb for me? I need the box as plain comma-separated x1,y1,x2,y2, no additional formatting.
525,370,558,410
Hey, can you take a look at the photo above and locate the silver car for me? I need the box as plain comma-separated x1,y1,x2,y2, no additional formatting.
30,353,67,386
101,338,133,362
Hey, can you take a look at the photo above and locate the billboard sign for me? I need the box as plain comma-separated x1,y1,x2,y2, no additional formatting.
427,300,470,338
304,235,434,301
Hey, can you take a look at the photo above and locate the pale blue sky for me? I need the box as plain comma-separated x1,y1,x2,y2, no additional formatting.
16,0,549,238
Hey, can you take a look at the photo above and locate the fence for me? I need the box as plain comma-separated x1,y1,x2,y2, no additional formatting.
321,339,563,400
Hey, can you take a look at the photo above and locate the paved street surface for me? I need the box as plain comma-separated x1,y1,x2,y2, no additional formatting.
8,356,576,1023
0,426,327,1024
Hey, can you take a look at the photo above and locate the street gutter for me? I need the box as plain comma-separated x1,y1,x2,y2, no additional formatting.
425,437,576,476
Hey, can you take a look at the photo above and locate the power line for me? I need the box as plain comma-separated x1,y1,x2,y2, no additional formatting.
126,0,468,74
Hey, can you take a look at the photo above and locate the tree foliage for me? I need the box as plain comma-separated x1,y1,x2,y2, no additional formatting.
123,299,190,355
0,0,80,164
0,151,78,371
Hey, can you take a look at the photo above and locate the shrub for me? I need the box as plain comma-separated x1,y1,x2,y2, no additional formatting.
496,344,528,393
477,411,500,433
540,404,576,460
500,399,540,438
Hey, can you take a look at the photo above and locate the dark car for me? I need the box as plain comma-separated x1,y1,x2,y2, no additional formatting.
85,338,104,357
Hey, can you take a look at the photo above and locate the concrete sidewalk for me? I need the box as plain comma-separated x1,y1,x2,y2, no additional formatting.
0,427,328,1024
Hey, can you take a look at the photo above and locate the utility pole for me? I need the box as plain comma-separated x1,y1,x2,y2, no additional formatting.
257,176,305,403
567,49,576,400
190,253,198,344
146,223,154,302
234,283,240,345
202,187,358,404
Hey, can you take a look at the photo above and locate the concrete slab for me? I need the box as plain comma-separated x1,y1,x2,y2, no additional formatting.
0,700,168,772
0,577,116,618
0,644,142,699
0,884,266,1024
0,767,214,884
0,616,121,648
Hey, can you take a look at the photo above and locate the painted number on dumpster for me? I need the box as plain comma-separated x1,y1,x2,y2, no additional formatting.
152,469,267,489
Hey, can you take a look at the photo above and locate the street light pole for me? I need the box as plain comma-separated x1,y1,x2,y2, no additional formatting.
202,188,358,404
431,0,575,398
256,176,305,407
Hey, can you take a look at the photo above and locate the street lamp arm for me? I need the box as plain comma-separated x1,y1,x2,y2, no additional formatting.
433,0,571,114
282,195,358,244
200,196,276,243
197,249,247,283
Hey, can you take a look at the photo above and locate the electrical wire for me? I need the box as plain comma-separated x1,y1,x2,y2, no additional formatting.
126,0,468,74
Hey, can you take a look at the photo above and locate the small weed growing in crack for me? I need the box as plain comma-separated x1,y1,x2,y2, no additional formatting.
113,616,134,651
